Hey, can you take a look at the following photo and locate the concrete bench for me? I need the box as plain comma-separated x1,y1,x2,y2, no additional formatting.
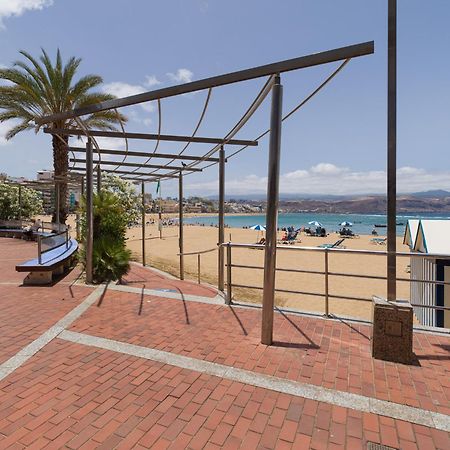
16,238,79,285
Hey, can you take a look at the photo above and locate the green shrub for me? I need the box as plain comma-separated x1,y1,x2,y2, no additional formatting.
0,183,43,220
80,191,131,283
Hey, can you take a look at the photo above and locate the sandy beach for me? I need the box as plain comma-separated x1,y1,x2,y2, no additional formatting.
124,215,411,321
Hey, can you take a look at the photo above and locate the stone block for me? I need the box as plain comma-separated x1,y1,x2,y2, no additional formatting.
372,296,414,364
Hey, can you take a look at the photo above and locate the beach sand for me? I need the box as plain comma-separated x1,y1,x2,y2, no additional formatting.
125,216,411,321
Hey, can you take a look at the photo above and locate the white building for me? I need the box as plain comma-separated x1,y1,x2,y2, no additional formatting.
404,219,450,328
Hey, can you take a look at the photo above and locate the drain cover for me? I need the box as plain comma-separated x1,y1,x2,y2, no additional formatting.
367,443,398,450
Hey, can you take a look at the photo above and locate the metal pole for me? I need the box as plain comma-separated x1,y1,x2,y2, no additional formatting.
226,243,232,305
158,185,163,239
325,249,329,317
178,173,184,280
387,0,397,301
97,165,102,194
218,145,225,291
18,185,22,222
85,138,94,284
197,254,201,284
55,182,60,225
261,75,283,345
38,236,42,264
141,181,146,267
77,176,84,241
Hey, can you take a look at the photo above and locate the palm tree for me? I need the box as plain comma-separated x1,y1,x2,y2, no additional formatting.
0,49,126,223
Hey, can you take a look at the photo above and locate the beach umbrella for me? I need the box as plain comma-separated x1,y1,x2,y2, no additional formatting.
339,221,353,227
250,224,266,231
308,221,323,228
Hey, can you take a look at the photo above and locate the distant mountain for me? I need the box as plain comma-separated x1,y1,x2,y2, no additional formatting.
409,190,450,198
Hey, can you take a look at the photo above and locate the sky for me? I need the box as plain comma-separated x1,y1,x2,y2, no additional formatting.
0,0,449,197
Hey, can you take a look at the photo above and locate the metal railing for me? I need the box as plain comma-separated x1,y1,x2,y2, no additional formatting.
222,242,450,319
178,247,218,284
37,230,70,264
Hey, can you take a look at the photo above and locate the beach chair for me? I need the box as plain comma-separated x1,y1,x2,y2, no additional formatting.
318,238,345,249
370,237,387,245
282,231,300,245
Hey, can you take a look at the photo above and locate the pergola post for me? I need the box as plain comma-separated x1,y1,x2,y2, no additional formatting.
97,165,102,194
18,185,22,222
141,181,146,267
218,145,226,294
261,75,283,346
178,172,184,280
387,0,397,301
85,138,94,284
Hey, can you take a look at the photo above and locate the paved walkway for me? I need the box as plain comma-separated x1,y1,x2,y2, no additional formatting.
0,237,449,449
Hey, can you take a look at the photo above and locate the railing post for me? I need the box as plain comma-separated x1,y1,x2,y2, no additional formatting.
179,172,184,280
141,181,146,267
387,0,397,301
38,236,42,264
226,243,232,305
261,75,283,345
324,248,329,317
85,138,94,284
197,254,201,284
218,145,225,291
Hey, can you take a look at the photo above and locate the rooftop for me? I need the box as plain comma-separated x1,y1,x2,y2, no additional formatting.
0,237,449,449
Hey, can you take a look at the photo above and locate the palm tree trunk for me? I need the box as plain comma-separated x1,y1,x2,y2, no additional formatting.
52,133,69,223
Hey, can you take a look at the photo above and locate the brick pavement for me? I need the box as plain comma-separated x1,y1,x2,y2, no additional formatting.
0,339,448,449
121,263,217,298
0,238,449,449
69,287,450,416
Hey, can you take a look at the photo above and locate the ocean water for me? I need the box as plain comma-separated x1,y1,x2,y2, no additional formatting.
184,212,450,236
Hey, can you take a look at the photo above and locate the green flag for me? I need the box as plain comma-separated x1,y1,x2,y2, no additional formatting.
156,180,161,195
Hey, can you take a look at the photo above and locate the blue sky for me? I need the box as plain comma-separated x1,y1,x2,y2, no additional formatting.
1,0,449,197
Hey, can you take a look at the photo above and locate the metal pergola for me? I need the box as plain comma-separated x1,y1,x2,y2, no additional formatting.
36,37,381,345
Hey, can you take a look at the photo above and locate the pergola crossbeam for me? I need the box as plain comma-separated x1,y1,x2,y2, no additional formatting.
45,128,257,146
69,147,219,162
37,41,374,124
69,167,179,179
70,158,203,172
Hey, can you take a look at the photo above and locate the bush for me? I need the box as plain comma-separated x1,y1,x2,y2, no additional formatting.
0,183,43,220
80,191,131,283
101,173,140,225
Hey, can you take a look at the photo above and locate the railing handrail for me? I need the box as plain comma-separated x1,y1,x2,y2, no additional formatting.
177,246,218,257
221,241,450,315
221,242,450,260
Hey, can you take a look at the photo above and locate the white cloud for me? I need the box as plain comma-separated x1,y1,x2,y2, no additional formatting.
0,121,14,145
77,136,125,152
310,162,347,175
167,68,194,84
186,163,450,196
144,75,161,88
102,81,155,113
0,0,53,28
102,82,145,99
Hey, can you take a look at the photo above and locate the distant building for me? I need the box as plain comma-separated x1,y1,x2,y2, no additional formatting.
404,219,450,328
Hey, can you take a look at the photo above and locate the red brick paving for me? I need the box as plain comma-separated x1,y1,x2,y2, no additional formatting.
0,239,93,365
0,238,449,449
0,339,448,450
121,263,217,298
69,287,450,416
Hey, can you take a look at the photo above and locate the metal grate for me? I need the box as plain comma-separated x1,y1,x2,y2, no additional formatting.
367,443,398,450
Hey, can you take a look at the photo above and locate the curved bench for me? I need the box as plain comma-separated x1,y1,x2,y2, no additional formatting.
16,238,79,285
